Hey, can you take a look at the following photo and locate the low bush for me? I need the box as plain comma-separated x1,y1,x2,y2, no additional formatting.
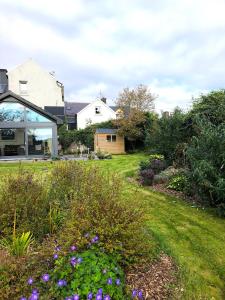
148,154,164,163
0,171,50,239
47,247,127,299
50,161,150,262
139,169,154,186
96,150,112,160
153,174,168,185
167,174,188,192
149,159,166,175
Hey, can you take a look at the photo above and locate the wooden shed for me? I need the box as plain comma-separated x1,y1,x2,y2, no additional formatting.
94,128,125,154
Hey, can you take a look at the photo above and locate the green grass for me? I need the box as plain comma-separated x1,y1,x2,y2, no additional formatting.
0,154,225,299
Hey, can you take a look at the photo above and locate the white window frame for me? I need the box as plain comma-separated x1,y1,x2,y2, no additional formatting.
19,80,28,95
95,106,101,115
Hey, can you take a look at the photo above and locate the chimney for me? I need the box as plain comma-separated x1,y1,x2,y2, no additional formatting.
0,69,8,94
101,97,107,104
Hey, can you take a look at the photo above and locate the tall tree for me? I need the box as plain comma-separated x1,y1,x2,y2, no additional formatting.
114,85,156,144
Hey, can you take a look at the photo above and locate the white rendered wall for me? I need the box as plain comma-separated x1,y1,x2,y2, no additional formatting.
77,99,116,129
8,59,63,108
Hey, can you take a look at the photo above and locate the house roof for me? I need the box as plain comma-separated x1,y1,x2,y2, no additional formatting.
44,106,64,116
65,102,89,115
96,128,117,134
0,91,63,124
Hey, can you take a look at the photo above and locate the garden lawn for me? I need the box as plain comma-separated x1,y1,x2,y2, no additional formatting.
0,154,225,299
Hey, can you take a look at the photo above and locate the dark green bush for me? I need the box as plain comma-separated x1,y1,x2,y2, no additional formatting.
186,119,225,215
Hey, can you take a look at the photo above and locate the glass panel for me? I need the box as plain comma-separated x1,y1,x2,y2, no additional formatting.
28,128,52,156
0,102,24,122
26,108,51,122
0,128,25,156
112,135,117,142
106,135,111,142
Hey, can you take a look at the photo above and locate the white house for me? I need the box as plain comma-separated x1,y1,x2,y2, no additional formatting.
45,98,119,129
76,99,117,129
8,59,64,108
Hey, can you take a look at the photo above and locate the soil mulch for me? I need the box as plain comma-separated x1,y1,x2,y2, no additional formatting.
126,254,178,299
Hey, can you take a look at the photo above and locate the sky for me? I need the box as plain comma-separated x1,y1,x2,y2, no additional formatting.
1,0,225,112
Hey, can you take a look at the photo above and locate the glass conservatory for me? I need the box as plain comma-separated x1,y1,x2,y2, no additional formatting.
0,92,61,158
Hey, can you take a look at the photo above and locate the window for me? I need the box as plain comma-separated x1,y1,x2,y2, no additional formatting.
0,102,24,122
26,108,51,122
112,135,116,142
95,106,101,114
19,81,28,94
1,129,15,140
106,134,117,142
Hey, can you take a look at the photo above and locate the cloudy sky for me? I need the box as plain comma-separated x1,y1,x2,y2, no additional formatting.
1,0,225,112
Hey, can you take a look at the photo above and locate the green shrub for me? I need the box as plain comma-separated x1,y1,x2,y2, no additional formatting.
96,150,112,160
186,119,225,215
51,161,150,262
0,232,33,257
148,154,164,163
0,171,50,239
160,166,180,179
167,174,188,192
46,247,127,299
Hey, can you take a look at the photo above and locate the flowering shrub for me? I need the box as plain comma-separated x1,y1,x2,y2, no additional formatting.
167,174,188,192
46,247,126,299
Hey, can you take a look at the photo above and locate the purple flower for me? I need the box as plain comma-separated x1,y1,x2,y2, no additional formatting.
57,279,67,287
29,295,39,300
91,235,99,243
132,290,137,298
32,289,38,295
53,253,58,259
73,295,79,300
96,294,102,300
65,298,73,300
42,273,50,282
27,277,34,285
138,291,143,299
71,245,77,251
107,278,112,285
87,292,93,299
70,256,77,267
98,288,103,294
84,233,89,238
20,297,27,300
55,246,61,251
115,279,121,285
77,257,83,263
104,296,111,300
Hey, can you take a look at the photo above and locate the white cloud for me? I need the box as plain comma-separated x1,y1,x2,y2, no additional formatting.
0,0,225,111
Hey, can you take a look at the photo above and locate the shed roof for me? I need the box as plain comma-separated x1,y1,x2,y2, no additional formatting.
96,128,117,134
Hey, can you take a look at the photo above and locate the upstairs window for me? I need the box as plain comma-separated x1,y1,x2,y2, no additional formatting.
95,106,101,114
19,81,28,95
